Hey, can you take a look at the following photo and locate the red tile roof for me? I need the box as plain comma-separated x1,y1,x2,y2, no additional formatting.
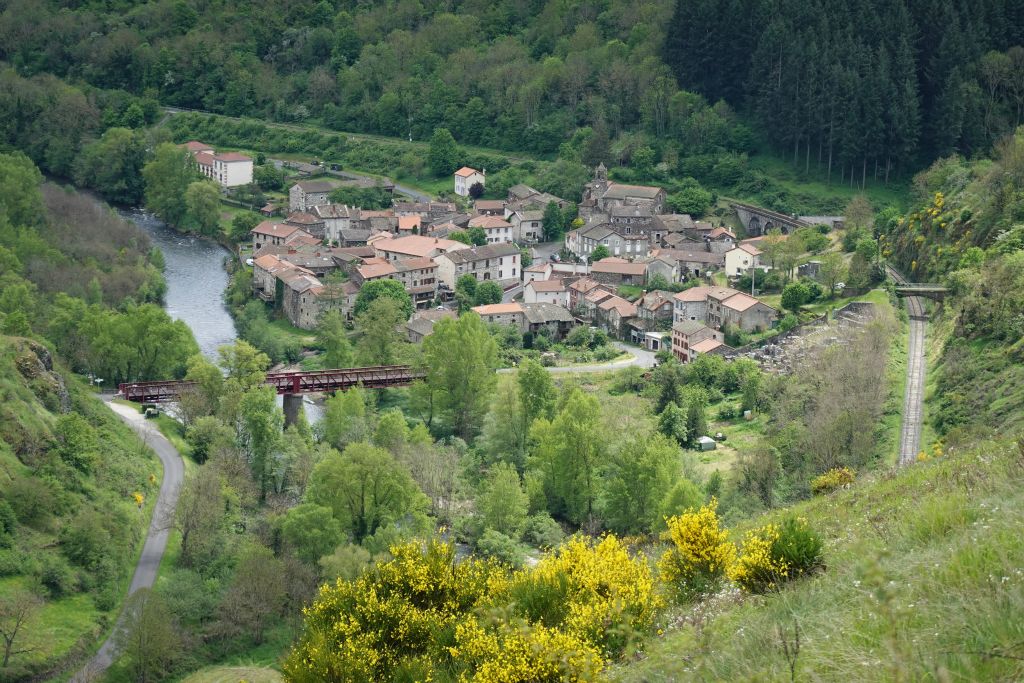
528,279,566,292
472,303,523,315
455,166,481,177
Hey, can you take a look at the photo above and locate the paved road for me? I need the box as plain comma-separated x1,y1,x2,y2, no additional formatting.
898,295,927,465
71,399,185,682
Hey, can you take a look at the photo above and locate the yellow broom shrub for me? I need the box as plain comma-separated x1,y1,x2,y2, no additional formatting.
657,498,736,598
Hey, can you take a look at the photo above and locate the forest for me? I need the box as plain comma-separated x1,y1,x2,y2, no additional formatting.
1,0,1021,192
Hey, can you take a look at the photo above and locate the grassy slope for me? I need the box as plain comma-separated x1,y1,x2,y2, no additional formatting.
0,340,161,675
613,434,1024,682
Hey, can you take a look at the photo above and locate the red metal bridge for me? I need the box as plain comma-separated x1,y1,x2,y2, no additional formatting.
118,365,426,403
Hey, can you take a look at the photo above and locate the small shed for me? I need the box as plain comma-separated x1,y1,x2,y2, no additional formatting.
697,436,717,452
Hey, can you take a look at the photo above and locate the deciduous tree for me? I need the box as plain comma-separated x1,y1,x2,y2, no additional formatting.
477,462,529,538
306,442,425,543
423,313,499,439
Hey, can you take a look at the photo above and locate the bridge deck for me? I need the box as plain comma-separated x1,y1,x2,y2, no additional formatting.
119,365,426,403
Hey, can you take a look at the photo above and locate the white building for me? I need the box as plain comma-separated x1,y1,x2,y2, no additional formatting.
184,142,253,188
724,243,767,277
523,279,569,307
453,166,486,197
468,215,515,244
434,243,520,289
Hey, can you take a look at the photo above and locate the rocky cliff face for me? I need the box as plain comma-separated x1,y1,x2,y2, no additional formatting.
13,337,71,414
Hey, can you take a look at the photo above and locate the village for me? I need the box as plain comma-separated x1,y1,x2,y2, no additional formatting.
181,140,853,367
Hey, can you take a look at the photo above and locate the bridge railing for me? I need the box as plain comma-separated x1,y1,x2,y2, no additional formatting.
119,365,427,403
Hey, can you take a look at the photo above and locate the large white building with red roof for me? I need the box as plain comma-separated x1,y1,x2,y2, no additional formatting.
182,141,253,187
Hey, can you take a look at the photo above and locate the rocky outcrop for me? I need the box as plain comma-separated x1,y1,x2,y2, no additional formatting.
13,338,71,414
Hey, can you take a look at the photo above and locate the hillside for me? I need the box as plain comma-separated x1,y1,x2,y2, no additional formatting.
613,433,1024,681
0,336,160,681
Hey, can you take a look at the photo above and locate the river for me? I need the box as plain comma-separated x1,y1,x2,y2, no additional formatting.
121,208,326,422
120,208,238,359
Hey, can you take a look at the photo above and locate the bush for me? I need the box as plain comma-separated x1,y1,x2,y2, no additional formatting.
810,467,855,495
772,517,824,578
514,535,661,657
658,498,736,599
718,404,738,420
729,517,823,593
522,513,565,549
476,530,525,567
40,556,78,596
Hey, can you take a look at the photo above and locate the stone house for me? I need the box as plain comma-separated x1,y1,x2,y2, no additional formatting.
671,320,724,363
279,268,323,330
252,254,290,302
289,180,335,213
311,204,358,243
566,223,651,259
406,309,457,342
250,221,313,253
509,209,544,243
590,258,647,286
454,167,485,197
712,290,774,331
596,295,638,338
474,199,506,216
579,164,666,218
635,290,675,330
581,287,616,320
689,337,730,361
522,303,576,340
471,302,524,329
672,286,738,323
706,227,737,254
643,254,679,284
708,291,777,333
353,258,398,285
653,248,724,278
393,257,439,308
285,211,325,239
434,243,521,289
568,276,609,311
524,279,569,307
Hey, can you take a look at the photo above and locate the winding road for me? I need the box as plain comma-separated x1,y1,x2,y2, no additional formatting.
71,399,184,682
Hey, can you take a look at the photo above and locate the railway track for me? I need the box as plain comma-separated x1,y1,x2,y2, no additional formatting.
887,265,928,464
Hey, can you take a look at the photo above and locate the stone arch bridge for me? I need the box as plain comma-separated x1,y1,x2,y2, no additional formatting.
731,202,844,236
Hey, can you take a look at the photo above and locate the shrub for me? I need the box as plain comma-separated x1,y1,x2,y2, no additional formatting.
451,619,603,682
810,467,855,495
40,556,77,596
523,513,565,549
658,498,736,599
514,535,662,657
728,523,787,593
283,539,510,682
729,517,823,593
477,530,525,567
718,404,737,420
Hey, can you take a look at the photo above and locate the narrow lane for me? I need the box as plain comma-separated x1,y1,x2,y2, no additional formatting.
71,399,185,682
